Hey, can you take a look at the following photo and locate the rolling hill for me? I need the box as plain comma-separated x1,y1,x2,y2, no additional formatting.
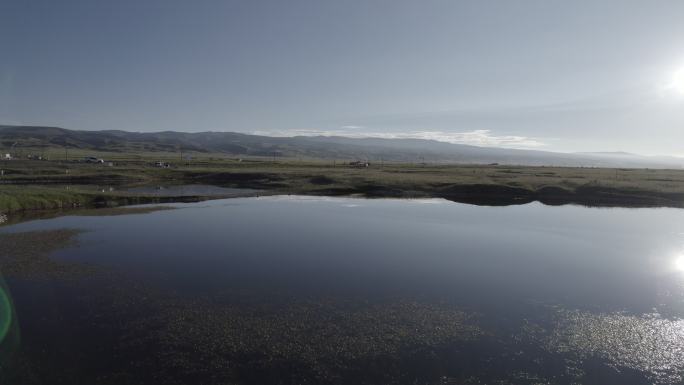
1,125,681,168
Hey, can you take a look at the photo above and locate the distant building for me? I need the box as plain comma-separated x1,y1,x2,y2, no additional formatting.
3,154,11,160
349,160,370,168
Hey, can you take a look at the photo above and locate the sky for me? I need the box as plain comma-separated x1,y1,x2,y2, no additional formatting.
1,0,684,155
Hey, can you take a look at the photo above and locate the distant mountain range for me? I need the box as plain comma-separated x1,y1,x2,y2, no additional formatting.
1,125,681,168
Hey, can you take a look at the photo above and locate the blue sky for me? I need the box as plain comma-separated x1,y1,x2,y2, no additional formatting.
2,0,684,155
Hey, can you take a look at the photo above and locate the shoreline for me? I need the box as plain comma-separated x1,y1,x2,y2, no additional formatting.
2,160,684,221
1,182,682,226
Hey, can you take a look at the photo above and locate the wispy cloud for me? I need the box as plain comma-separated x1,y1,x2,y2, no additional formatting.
340,125,364,129
252,129,545,149
393,130,545,148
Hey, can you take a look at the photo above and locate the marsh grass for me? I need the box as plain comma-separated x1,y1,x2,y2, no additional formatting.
2,156,684,214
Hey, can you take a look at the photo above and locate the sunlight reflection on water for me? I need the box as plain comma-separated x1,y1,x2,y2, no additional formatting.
546,310,684,384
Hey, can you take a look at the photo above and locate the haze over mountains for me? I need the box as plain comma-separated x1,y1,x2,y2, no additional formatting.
1,125,681,168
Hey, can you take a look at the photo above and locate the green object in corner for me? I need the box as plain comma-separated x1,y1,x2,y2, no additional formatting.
0,286,11,344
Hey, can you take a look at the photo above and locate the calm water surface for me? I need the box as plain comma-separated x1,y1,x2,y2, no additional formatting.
1,196,684,384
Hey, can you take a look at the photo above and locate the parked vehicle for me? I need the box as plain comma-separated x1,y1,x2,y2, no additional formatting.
84,156,104,163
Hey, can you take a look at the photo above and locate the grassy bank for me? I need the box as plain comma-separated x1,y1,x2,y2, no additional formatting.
2,154,684,215
0,185,231,216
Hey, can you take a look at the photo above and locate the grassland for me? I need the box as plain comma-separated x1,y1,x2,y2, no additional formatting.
2,149,684,216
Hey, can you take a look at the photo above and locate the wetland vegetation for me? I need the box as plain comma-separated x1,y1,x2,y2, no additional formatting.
2,152,684,218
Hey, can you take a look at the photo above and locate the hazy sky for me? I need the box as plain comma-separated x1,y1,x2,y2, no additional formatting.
2,0,684,155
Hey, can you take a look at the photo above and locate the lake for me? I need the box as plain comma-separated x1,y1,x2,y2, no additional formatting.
1,196,684,384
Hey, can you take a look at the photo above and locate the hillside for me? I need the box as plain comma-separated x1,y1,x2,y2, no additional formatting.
1,125,682,168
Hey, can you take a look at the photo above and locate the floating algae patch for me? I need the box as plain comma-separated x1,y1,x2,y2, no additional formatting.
76,282,485,385
0,229,97,279
531,309,684,384
126,298,482,383
1,265,485,385
158,299,481,358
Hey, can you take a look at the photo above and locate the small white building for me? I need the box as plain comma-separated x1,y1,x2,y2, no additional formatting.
3,154,11,160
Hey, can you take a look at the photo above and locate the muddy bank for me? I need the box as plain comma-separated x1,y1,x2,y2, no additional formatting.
437,184,684,208
302,182,684,208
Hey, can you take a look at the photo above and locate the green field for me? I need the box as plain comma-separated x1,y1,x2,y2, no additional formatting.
2,150,684,215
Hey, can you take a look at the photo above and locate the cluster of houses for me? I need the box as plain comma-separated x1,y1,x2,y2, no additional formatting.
1,152,113,163
2,152,377,170
2,153,51,160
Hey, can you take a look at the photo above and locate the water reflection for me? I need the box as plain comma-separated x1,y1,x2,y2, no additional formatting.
543,310,684,384
2,197,684,384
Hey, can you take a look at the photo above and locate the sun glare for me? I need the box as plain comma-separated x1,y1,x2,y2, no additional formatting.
674,254,684,272
668,68,684,95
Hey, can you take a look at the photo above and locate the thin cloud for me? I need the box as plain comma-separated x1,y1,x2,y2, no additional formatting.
393,130,545,148
252,129,545,149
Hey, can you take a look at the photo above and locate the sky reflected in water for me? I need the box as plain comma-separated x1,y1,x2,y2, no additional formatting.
2,197,684,384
